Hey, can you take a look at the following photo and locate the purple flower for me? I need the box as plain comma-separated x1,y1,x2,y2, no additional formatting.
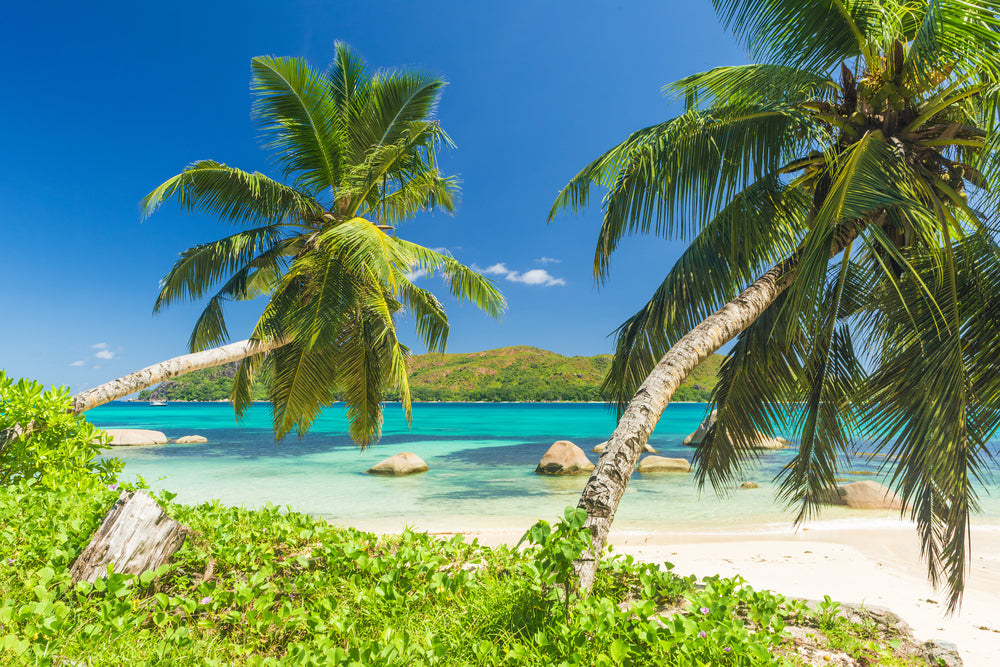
199,596,212,605
697,631,707,639
5,558,13,565
699,606,710,614
108,483,120,492
723,647,732,653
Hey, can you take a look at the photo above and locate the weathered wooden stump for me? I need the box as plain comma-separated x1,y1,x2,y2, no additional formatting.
69,490,189,585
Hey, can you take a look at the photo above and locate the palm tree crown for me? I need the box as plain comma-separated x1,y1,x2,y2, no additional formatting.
552,0,1000,607
144,43,504,446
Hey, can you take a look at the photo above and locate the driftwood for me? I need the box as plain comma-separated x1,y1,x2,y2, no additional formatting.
69,491,189,585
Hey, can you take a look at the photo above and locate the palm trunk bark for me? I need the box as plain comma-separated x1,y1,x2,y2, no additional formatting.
70,339,284,414
575,221,862,591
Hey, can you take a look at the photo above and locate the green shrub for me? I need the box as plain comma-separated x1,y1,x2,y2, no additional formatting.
0,372,122,487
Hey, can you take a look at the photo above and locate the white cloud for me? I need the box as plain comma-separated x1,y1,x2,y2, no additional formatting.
95,349,114,360
91,342,108,349
69,360,85,367
536,257,561,264
474,262,566,287
472,263,510,276
92,365,101,370
405,267,428,282
508,269,566,287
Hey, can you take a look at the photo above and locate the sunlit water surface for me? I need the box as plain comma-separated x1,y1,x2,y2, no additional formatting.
88,402,1000,534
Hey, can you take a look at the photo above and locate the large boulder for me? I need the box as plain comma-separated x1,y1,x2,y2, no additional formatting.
592,441,657,454
100,429,169,446
366,452,428,476
811,481,905,510
682,410,786,450
636,456,691,473
173,435,208,444
535,441,594,475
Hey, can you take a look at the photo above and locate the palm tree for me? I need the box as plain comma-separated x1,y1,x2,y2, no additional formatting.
72,43,504,446
551,0,1000,608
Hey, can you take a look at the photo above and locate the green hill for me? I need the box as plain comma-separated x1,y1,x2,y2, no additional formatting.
137,346,723,403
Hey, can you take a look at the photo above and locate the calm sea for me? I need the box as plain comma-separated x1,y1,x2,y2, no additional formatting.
87,402,1000,534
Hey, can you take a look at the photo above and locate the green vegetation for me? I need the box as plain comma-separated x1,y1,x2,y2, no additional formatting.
144,43,503,444
138,364,267,403
0,374,927,664
550,0,1000,607
138,347,724,403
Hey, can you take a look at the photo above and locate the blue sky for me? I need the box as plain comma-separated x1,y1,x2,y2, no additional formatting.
1,1,747,393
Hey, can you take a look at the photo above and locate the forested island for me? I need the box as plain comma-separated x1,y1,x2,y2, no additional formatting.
137,346,723,403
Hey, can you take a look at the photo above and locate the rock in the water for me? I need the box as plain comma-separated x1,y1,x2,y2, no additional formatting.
682,410,786,450
100,429,169,446
811,480,905,510
636,456,691,473
366,452,429,476
592,440,657,454
173,435,208,444
535,441,594,475
740,481,760,489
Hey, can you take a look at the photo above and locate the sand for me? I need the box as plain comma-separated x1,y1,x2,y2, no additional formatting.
364,518,1000,665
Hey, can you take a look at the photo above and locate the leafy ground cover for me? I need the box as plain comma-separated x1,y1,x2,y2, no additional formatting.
1,373,927,665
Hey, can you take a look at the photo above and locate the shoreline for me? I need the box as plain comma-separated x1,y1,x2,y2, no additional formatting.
348,518,1000,665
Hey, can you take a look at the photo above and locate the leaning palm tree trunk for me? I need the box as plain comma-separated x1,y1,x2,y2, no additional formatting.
70,339,284,414
575,222,861,591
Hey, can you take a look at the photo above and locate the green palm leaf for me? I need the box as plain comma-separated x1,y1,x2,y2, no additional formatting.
251,56,343,194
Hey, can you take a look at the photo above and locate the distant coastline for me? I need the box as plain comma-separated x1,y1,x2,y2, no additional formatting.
137,346,723,404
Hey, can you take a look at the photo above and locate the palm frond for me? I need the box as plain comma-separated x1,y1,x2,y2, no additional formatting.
353,69,446,163
380,170,460,225
154,224,286,312
347,120,455,216
397,282,449,353
693,291,801,490
142,161,321,226
267,338,342,439
905,0,1000,84
601,175,811,412
391,237,507,320
334,299,411,447
554,103,821,283
667,64,839,110
327,41,370,122
778,248,865,523
251,56,343,194
711,0,884,72
186,242,293,352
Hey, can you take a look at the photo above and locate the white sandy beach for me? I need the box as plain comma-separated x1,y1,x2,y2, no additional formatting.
359,518,1000,665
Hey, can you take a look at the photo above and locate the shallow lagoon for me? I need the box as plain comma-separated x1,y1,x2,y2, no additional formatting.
88,402,1000,534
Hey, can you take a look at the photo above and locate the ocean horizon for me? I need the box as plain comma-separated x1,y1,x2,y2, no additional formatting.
88,401,1000,535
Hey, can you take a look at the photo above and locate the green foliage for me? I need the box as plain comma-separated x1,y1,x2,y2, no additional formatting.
1,472,925,666
551,0,1000,608
517,507,592,619
138,364,266,402
0,372,121,487
137,347,725,403
144,43,504,445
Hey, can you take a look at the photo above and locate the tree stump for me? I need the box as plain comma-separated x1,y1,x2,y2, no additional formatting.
69,490,189,585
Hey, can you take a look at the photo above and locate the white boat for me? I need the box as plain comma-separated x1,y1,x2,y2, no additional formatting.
150,400,167,406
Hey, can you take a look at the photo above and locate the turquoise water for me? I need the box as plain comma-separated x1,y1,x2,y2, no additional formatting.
87,402,1000,534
